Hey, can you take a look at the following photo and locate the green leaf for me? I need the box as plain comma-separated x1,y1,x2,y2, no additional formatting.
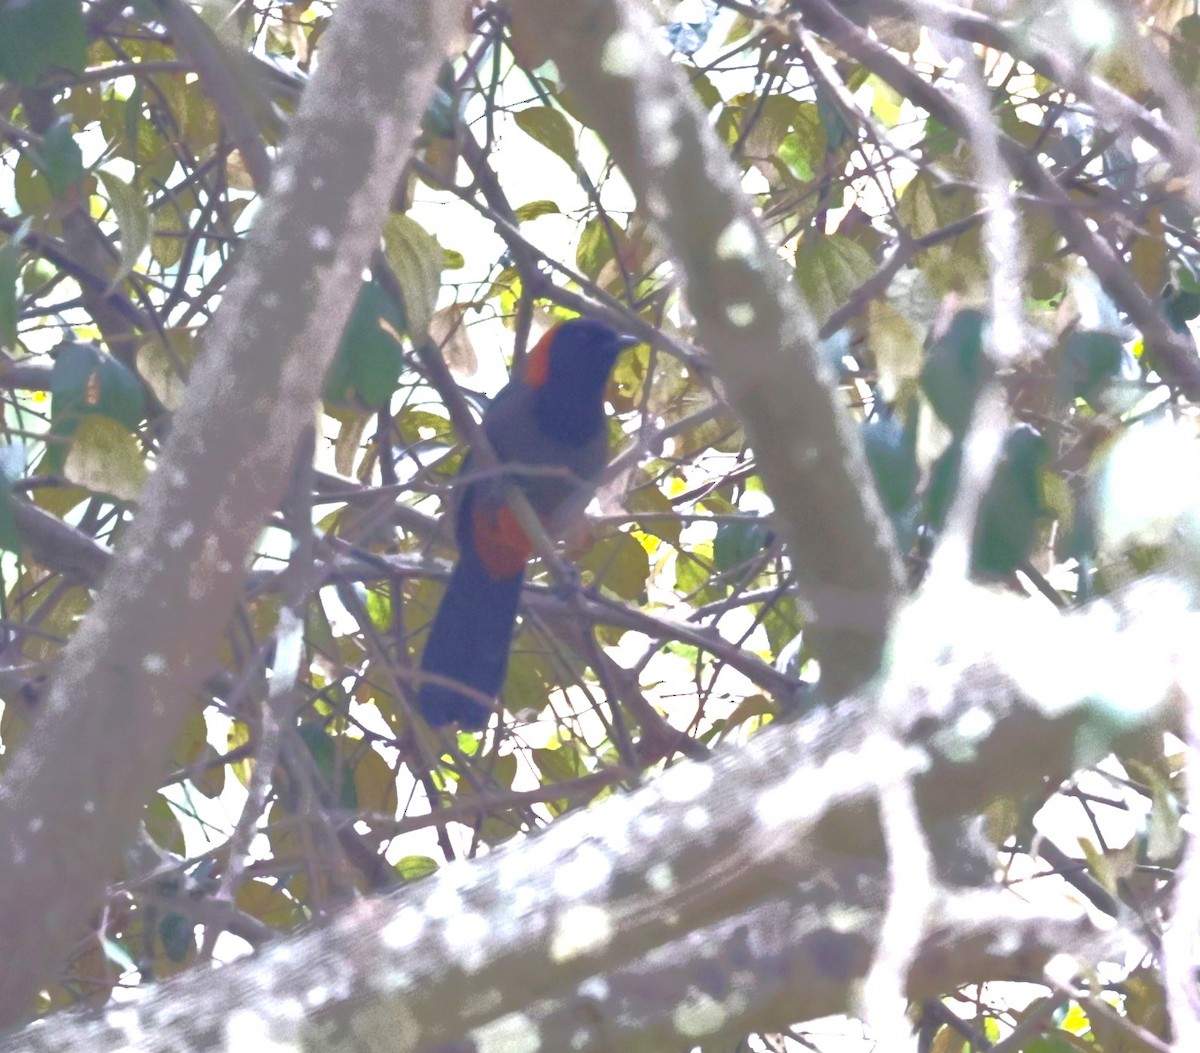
761,596,802,658
395,405,453,448
151,208,185,269
20,254,56,290
722,693,776,731
862,413,919,515
0,459,24,556
297,723,357,810
739,95,801,161
381,214,442,339
158,914,193,963
97,170,152,288
723,13,755,46
13,154,52,214
514,199,562,222
122,86,143,159
778,132,813,181
513,106,577,171
794,233,876,326
50,340,147,434
778,101,825,185
925,440,961,533
1164,281,1200,332
533,741,588,783
0,0,87,85
1023,1033,1081,1053
353,748,398,815
1058,330,1124,408
533,742,592,815
394,855,438,881
627,480,680,545
145,793,185,855
868,298,923,398
236,877,300,928
920,309,992,437
674,541,722,603
421,62,459,139
689,71,722,112
37,116,84,199
580,532,649,602
364,582,392,631
455,752,520,844
923,116,960,158
867,75,904,125
326,281,406,409
897,171,984,293
973,426,1049,579
712,519,772,573
0,226,27,351
157,72,220,151
575,216,614,280
227,721,252,787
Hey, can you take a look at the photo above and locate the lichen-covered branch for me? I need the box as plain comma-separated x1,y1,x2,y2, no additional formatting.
0,0,466,1028
0,573,1186,1050
507,0,906,701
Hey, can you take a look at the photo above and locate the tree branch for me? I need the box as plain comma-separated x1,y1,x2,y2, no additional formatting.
507,0,906,701
0,571,1181,1050
0,0,466,1027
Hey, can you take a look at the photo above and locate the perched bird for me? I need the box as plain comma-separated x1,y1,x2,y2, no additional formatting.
416,319,637,729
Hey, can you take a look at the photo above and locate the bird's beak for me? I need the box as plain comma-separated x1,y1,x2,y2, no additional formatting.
616,334,641,352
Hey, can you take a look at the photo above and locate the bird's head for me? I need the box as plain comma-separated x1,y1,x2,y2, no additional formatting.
524,319,638,446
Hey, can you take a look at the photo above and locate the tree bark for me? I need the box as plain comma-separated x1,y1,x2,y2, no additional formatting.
0,0,465,1028
0,575,1181,1050
508,0,906,701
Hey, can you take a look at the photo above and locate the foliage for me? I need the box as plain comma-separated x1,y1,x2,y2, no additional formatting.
0,0,1193,1048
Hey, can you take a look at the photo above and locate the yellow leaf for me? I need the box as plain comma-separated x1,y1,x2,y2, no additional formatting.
97,170,151,291
353,747,398,815
236,879,299,928
1129,209,1167,297
381,214,444,339
513,106,577,170
63,415,147,502
868,299,922,399
137,329,196,410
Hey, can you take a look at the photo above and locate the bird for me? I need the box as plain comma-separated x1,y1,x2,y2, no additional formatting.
415,318,638,729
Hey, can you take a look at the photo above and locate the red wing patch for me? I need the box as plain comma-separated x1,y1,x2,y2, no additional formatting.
523,326,558,389
472,502,534,579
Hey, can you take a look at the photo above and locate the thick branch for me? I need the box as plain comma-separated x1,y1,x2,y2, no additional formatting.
0,574,1184,1050
5,884,1107,1053
0,0,465,1028
507,0,905,700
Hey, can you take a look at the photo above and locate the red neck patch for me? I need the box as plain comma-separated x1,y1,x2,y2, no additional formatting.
523,325,558,389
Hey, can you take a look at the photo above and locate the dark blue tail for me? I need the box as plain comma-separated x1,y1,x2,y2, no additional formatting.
416,540,524,729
